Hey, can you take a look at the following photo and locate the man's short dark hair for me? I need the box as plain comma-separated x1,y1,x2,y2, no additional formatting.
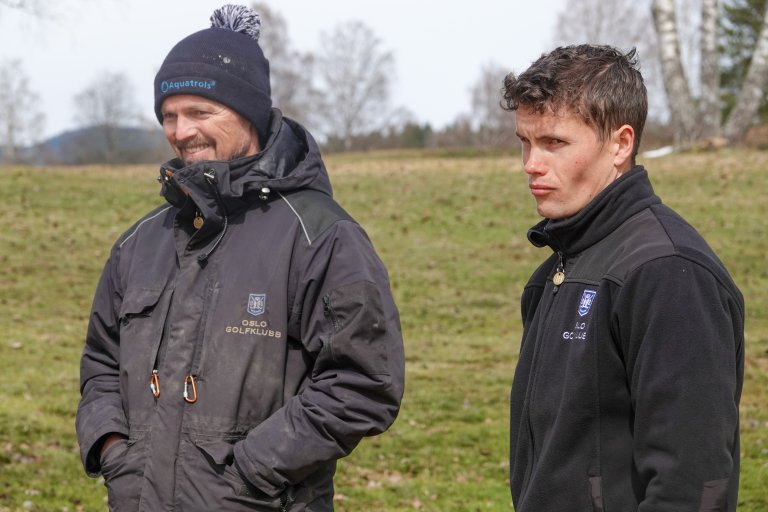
503,44,648,159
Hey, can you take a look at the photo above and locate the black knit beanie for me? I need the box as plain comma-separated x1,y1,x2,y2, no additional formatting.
154,5,272,144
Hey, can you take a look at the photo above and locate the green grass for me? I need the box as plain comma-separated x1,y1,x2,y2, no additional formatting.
0,149,766,511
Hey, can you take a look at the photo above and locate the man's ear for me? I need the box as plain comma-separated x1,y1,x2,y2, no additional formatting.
613,124,635,172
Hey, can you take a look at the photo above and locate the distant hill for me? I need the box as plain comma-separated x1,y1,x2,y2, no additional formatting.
9,125,173,166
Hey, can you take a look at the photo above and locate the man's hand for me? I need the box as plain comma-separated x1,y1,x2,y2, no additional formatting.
100,433,128,459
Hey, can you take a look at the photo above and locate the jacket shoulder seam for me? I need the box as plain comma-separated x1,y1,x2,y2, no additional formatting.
119,206,173,248
278,190,352,245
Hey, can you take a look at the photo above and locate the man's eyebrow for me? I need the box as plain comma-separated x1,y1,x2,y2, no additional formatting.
164,103,211,114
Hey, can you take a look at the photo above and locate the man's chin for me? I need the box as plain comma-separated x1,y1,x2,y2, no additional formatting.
181,152,214,166
183,157,206,166
178,147,252,166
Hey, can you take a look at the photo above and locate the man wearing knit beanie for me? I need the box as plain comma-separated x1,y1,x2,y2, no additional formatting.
155,4,272,149
76,5,405,511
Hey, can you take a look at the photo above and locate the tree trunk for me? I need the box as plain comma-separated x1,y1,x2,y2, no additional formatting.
698,0,722,139
652,0,699,146
724,4,768,143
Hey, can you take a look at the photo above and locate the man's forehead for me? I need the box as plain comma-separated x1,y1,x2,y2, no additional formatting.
516,105,582,128
161,95,227,112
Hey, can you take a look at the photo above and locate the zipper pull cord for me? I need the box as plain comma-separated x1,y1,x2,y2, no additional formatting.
553,251,565,294
198,169,229,264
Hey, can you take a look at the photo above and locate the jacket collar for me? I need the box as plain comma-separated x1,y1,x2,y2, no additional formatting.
158,109,333,236
527,166,661,255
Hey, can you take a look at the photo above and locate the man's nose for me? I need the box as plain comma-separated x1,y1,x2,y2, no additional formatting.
174,116,198,141
523,147,545,175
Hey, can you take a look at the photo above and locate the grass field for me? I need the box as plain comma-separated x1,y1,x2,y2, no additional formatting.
0,148,766,511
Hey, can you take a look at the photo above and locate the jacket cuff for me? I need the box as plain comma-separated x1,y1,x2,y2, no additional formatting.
233,440,285,498
80,420,129,476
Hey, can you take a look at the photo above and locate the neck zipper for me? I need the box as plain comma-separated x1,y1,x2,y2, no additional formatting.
197,169,229,264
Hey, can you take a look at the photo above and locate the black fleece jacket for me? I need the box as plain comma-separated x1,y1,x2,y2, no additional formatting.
509,167,744,511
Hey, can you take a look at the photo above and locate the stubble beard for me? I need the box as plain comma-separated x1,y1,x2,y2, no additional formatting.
179,136,254,166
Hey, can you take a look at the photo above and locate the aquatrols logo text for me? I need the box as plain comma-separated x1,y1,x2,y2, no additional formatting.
160,79,216,94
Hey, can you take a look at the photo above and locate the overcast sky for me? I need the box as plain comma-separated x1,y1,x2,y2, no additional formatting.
0,0,566,139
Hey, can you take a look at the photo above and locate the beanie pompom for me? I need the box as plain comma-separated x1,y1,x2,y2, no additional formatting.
210,4,261,41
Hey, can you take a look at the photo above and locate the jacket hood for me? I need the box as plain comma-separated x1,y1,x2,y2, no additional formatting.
527,166,661,255
158,109,332,227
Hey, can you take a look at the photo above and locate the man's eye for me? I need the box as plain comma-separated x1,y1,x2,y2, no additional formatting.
550,138,565,146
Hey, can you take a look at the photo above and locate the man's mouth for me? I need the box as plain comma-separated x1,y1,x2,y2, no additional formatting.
529,184,554,197
179,138,212,156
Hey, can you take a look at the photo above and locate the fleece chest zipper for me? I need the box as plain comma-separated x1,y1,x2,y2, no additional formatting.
520,253,569,493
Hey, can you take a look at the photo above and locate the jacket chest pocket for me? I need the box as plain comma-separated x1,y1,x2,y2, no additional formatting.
119,287,168,348
118,287,169,406
119,287,166,327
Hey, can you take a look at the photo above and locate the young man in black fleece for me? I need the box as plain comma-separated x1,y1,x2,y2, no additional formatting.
504,44,744,512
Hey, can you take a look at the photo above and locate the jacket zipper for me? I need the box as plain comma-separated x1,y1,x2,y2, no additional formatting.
520,252,567,493
323,295,340,331
183,278,221,404
280,487,295,511
179,169,228,402
197,169,229,264
148,287,176,400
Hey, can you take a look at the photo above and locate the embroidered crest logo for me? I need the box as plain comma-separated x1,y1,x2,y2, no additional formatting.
578,289,597,317
247,294,266,316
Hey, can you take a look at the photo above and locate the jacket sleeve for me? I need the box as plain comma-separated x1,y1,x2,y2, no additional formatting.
76,246,129,476
233,220,405,496
616,256,744,511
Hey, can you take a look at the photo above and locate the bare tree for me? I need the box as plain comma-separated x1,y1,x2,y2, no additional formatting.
73,71,140,128
0,0,101,21
315,21,395,150
652,0,700,145
723,4,768,141
653,0,768,145
554,0,650,42
0,0,42,14
252,2,320,129
470,62,516,147
698,0,722,138
552,0,668,121
433,114,475,148
676,0,704,86
72,71,141,162
0,59,45,163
